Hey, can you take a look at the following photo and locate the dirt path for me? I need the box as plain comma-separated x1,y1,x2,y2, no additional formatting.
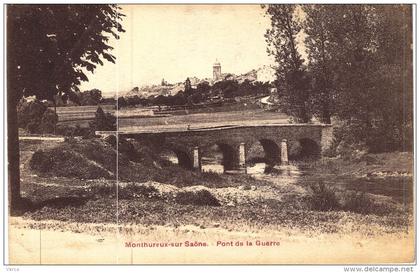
8,217,414,264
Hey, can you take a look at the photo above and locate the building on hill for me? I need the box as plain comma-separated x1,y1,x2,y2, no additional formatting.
213,59,222,81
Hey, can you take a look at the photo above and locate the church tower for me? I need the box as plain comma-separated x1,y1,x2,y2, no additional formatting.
213,59,221,81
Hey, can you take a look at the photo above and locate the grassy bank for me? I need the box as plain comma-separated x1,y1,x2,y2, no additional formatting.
16,138,413,238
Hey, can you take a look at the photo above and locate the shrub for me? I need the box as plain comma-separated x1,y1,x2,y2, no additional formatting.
17,99,58,134
175,189,221,206
29,148,113,179
89,106,116,134
199,171,224,183
56,124,91,138
118,183,161,200
29,139,122,179
342,191,391,215
39,109,59,134
29,150,53,173
105,136,139,162
307,181,340,211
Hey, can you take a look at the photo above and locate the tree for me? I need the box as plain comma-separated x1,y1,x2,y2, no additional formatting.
184,78,192,95
80,89,103,105
302,5,336,124
370,5,413,151
213,80,239,98
67,90,82,105
17,99,58,134
318,5,397,151
89,106,116,134
300,4,412,152
196,81,211,95
264,4,311,122
126,95,142,107
7,4,125,212
117,96,128,109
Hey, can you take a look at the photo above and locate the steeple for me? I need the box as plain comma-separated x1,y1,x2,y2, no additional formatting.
213,59,221,81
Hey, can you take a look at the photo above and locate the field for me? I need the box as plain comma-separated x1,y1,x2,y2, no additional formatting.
55,100,289,131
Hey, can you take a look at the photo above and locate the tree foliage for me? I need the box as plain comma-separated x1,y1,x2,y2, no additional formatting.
7,4,125,212
302,5,335,124
89,106,116,133
8,5,125,102
264,4,413,152
79,89,103,105
264,4,311,123
17,99,58,134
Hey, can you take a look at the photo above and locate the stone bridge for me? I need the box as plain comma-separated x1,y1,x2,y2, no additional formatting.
98,123,333,173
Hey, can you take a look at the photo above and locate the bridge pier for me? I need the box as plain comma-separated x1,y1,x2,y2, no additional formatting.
280,139,289,165
193,146,201,171
239,142,247,174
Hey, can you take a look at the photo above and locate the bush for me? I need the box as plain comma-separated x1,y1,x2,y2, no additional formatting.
29,148,113,179
199,171,224,183
89,106,116,134
105,136,139,162
29,150,53,172
307,181,340,211
118,183,161,200
331,120,411,156
175,189,221,206
39,109,58,134
17,99,58,134
342,191,391,215
56,124,91,138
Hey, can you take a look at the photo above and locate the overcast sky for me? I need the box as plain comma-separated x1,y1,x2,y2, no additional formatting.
79,5,276,96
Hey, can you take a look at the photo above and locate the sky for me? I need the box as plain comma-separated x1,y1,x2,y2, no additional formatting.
78,5,276,96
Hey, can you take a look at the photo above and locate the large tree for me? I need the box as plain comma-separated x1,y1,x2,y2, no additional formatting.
369,5,413,151
315,5,412,152
264,4,311,123
300,4,412,152
265,4,412,152
7,4,125,212
302,5,335,124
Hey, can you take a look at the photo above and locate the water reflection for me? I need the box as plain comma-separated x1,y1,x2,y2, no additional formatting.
163,154,302,182
162,154,178,165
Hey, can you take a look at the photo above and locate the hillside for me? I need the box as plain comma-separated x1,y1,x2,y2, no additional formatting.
124,66,276,98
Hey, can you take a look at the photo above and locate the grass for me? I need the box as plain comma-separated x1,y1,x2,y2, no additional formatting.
296,152,413,177
27,137,263,189
17,138,414,237
295,154,414,205
175,189,221,206
307,181,340,211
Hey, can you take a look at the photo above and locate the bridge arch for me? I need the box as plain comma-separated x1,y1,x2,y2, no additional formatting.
200,141,239,172
172,149,193,170
216,142,237,171
259,139,281,165
161,144,194,170
246,139,280,165
289,138,321,160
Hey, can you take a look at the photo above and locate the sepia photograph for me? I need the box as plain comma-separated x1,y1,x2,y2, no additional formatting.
4,2,416,266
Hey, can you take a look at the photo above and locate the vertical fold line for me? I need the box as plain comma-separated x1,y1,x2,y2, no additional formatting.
115,4,120,265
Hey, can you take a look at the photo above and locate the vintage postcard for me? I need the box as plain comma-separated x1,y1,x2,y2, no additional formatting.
4,3,415,265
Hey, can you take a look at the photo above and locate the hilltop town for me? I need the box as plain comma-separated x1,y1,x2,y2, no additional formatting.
124,62,276,98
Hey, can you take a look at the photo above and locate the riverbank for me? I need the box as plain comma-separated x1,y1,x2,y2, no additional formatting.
8,138,415,264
